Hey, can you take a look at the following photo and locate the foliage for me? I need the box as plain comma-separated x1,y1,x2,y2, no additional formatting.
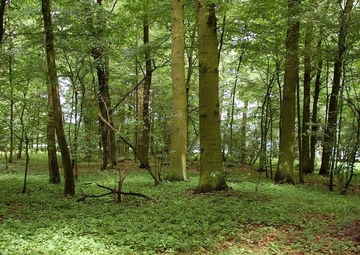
1,156,360,254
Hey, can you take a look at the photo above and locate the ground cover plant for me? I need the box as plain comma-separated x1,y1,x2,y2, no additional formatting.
1,155,360,254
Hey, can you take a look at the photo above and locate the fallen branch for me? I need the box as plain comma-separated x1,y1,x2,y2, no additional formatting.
77,183,155,202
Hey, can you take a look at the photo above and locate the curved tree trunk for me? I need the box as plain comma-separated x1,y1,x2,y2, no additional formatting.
41,0,75,195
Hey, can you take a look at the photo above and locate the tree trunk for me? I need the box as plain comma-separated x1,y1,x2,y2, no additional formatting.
319,0,353,176
0,0,6,44
195,0,227,192
240,101,248,164
139,17,152,169
47,79,60,184
167,0,187,181
301,23,313,175
274,0,300,184
41,0,75,195
310,39,322,172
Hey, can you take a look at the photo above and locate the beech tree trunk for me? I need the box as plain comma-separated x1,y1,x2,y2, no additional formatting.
319,0,353,176
275,0,300,184
41,0,75,195
167,0,187,181
195,0,227,192
301,23,313,175
139,17,152,169
310,39,322,172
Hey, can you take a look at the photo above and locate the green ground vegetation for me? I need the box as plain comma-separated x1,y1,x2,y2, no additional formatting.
0,155,360,254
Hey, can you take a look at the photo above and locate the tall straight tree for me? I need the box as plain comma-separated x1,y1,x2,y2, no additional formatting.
139,14,152,169
274,0,300,184
90,0,116,170
319,0,354,176
41,0,75,195
195,0,227,192
300,21,313,175
167,0,187,181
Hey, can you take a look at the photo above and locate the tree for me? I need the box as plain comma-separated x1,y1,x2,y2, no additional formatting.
0,0,6,44
41,0,75,195
274,0,300,184
167,0,187,181
138,14,152,169
47,81,60,184
319,0,354,176
89,0,116,170
195,0,227,192
300,19,313,175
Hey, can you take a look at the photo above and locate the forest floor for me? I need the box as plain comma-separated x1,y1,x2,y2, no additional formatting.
0,154,360,254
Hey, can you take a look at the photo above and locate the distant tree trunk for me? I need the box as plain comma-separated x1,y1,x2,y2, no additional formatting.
41,0,75,195
275,0,300,184
139,17,152,169
319,0,353,176
8,46,14,162
90,0,116,170
167,0,187,181
92,47,111,170
301,23,313,175
135,57,142,163
17,92,27,160
195,0,227,192
229,52,244,157
310,39,323,173
240,100,248,164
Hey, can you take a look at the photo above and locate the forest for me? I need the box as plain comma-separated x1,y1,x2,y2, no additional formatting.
1,0,360,254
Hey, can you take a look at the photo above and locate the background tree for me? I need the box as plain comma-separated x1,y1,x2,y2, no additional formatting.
319,0,354,176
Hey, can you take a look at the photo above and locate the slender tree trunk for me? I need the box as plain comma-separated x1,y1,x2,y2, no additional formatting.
0,0,6,44
139,17,152,169
195,0,227,192
310,39,323,172
41,0,75,195
319,0,353,176
167,0,187,181
275,0,300,184
240,101,248,164
8,47,14,162
301,23,312,175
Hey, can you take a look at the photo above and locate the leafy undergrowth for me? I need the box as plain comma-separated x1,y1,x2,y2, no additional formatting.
0,155,360,254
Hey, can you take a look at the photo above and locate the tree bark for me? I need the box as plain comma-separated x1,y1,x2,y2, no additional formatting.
310,39,322,172
167,0,187,181
41,0,75,195
139,17,152,169
319,0,353,176
274,0,300,184
301,23,313,175
0,0,6,44
195,0,227,192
